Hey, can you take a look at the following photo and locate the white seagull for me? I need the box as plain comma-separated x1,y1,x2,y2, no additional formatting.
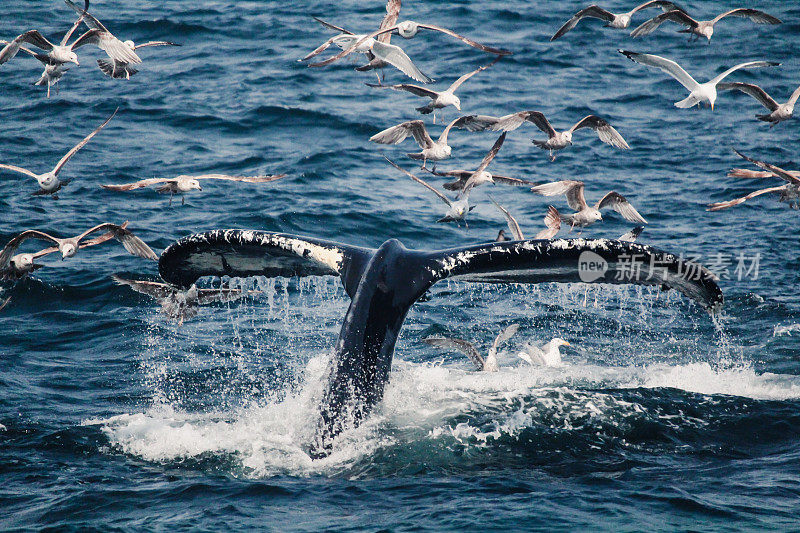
97,40,180,79
0,222,156,273
530,180,647,230
517,338,571,367
631,8,781,41
434,133,507,193
0,10,87,67
491,199,561,241
366,57,498,123
101,173,286,206
424,324,519,372
370,116,470,168
112,276,249,326
551,1,684,40
619,50,779,110
0,109,116,197
717,82,800,126
0,40,71,98
64,0,142,65
385,157,475,226
708,150,800,211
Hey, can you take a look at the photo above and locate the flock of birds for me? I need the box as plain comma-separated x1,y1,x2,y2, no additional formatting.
0,1,797,372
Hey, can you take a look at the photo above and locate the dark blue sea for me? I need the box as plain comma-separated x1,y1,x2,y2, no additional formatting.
1,1,799,530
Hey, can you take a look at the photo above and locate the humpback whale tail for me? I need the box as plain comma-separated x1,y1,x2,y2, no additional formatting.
158,230,723,457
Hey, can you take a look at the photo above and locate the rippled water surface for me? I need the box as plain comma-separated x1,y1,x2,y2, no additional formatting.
1,1,799,530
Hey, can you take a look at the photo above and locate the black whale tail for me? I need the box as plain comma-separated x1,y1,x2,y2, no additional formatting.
158,231,723,457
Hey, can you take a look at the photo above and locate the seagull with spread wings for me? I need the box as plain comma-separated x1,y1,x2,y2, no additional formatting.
0,109,116,198
309,18,511,74
0,40,71,98
370,116,471,168
717,82,800,126
385,157,475,226
491,199,561,241
619,50,778,110
0,8,88,67
97,40,180,79
708,150,800,211
425,133,507,193
424,324,519,372
112,276,250,326
631,8,781,41
517,338,572,367
102,173,286,206
551,1,684,41
530,180,647,230
64,0,142,65
366,58,498,123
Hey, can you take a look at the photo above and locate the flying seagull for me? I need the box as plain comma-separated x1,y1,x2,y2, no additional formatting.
101,173,286,206
424,324,519,372
461,111,628,161
717,82,800,126
97,40,180,79
0,8,87,67
551,1,684,41
491,198,561,240
530,180,647,230
385,157,475,226
430,166,538,192
0,223,157,267
112,276,249,326
0,109,116,197
301,0,403,82
618,50,779,110
366,57,499,123
631,8,781,41
517,338,571,367
0,40,71,98
708,150,800,211
309,18,511,71
64,0,142,64
370,116,471,168
434,133,507,193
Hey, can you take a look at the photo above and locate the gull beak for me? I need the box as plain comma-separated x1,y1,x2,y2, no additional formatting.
455,103,461,111
710,102,714,111
198,186,203,191
563,341,571,347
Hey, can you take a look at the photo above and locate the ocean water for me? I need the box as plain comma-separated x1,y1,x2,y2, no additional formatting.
1,0,799,530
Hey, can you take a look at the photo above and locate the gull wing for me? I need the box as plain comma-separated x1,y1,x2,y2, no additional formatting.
370,120,433,148
461,133,506,193
0,230,61,267
385,157,452,207
416,23,512,55
525,112,557,138
618,226,645,242
313,17,352,34
112,275,175,300
52,108,117,176
0,164,39,180
787,85,800,107
595,192,648,223
193,174,286,183
531,180,587,211
0,296,9,312
0,31,54,65
534,206,562,240
630,10,698,37
707,186,787,211
423,336,485,370
365,82,438,99
733,150,800,185
378,0,402,42
102,178,172,191
630,1,686,15
446,56,499,93
570,115,630,149
717,82,779,111
619,50,700,91
77,223,158,260
490,197,524,241
134,41,181,50
491,175,539,187
61,13,87,46
370,41,432,83
551,6,615,41
489,324,520,358
711,9,781,26
301,36,340,62
709,61,779,88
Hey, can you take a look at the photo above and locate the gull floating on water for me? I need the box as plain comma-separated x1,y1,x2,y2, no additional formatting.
112,276,249,326
424,324,519,372
631,8,781,41
102,173,286,206
461,111,628,161
551,1,684,41
0,223,157,270
708,150,800,211
618,50,779,110
717,82,800,126
385,157,475,226
530,180,647,230
366,57,498,124
517,338,571,367
97,40,180,79
0,109,116,198
370,116,471,168
64,0,142,65
491,199,561,240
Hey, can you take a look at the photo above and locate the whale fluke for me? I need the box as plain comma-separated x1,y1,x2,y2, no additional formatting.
159,230,723,457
